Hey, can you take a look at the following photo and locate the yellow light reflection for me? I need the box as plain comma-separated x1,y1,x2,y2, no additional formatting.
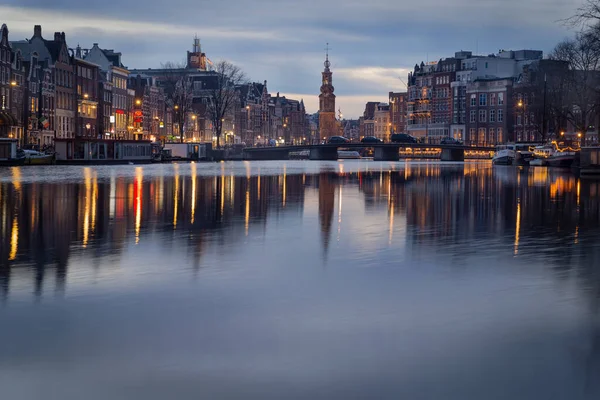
220,173,225,216
191,162,197,224
91,172,98,232
245,189,250,236
389,202,394,245
11,167,21,192
135,167,143,244
9,216,18,261
577,180,581,207
83,168,91,247
282,165,287,207
337,186,343,242
514,200,521,256
173,164,180,228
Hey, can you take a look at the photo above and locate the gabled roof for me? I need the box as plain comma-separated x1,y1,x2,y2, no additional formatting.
43,39,62,62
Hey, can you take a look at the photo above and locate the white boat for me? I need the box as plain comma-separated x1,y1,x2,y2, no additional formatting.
493,143,536,165
530,143,577,168
492,145,515,165
530,145,553,166
338,150,361,159
22,149,55,165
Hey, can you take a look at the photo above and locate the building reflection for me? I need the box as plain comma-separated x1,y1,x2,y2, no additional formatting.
1,164,600,305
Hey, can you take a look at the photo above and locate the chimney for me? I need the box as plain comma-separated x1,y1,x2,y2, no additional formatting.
34,25,42,37
54,32,61,41
61,32,66,42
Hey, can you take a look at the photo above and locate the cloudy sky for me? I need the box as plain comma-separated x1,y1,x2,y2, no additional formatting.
1,0,583,117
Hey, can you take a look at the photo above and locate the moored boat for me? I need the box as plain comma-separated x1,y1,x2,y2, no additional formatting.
338,150,361,159
546,151,576,168
22,149,55,165
492,145,515,165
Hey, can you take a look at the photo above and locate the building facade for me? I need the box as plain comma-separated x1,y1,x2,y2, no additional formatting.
373,103,391,141
389,92,407,134
319,51,337,139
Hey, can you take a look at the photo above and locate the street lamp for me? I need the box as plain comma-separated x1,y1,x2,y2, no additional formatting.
174,104,179,110
10,81,17,87
84,93,89,99
135,99,142,106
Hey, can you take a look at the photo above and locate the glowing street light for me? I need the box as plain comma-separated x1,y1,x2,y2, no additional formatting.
135,99,142,106
174,105,179,110
84,93,89,99
10,81,17,87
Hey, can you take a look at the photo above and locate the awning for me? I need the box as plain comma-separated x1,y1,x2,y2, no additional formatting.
0,111,19,126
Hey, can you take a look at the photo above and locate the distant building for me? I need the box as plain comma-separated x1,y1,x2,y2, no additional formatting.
373,103,391,141
319,49,337,139
389,92,407,134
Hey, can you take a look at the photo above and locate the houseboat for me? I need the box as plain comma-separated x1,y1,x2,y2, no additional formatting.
54,138,153,164
578,147,600,176
163,142,212,161
0,138,25,166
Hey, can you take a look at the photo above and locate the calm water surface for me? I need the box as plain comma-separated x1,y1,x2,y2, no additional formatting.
1,161,600,399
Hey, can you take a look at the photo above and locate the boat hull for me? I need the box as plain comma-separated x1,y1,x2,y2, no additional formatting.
492,155,514,165
25,155,55,165
0,157,26,166
547,156,575,168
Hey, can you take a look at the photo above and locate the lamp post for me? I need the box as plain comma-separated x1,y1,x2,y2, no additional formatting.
517,98,526,142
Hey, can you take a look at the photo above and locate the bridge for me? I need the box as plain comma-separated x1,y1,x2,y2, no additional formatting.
243,143,495,162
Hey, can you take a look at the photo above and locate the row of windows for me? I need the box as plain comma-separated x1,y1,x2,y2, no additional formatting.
78,102,97,119
55,68,73,88
470,93,505,107
469,127,504,144
58,116,74,136
470,109,504,123
56,91,75,110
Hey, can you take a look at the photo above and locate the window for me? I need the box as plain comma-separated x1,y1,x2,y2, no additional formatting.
479,109,486,122
489,109,496,123
498,109,503,122
479,94,487,106
470,110,476,123
497,128,504,143
498,93,504,105
470,94,476,107
478,128,486,144
490,93,496,106
485,62,489,69
469,128,476,142
489,128,496,144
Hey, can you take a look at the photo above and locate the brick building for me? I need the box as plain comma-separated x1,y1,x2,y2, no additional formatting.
389,91,407,134
465,78,513,145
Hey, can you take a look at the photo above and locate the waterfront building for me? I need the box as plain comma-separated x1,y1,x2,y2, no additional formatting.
73,55,100,139
84,44,130,140
407,57,460,143
0,24,24,143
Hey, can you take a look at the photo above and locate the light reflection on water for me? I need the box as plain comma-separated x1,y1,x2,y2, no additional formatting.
1,161,600,399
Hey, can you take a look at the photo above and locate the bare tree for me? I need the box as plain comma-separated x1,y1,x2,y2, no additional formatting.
206,61,246,148
549,29,600,141
564,0,600,26
160,61,193,143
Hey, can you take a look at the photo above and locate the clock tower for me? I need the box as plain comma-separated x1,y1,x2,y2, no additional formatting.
319,44,337,140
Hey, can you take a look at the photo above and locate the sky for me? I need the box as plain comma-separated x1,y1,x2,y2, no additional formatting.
0,0,584,118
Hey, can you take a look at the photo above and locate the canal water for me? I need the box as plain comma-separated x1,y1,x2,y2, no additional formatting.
1,161,600,399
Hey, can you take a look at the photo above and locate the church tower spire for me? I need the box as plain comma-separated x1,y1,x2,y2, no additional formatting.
319,43,336,139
